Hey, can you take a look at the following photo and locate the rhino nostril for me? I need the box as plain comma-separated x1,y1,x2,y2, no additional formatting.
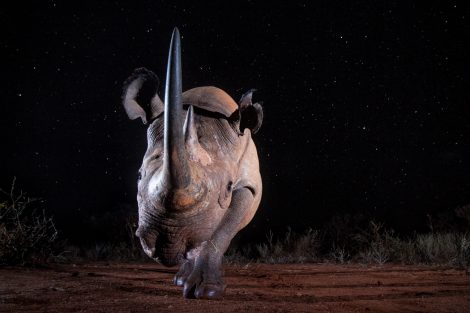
140,238,156,257
135,227,144,238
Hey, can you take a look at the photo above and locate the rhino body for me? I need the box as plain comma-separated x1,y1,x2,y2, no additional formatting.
122,28,263,299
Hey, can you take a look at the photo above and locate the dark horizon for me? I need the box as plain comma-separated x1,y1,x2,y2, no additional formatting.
1,1,469,244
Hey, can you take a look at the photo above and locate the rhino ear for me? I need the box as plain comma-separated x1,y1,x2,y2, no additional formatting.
238,89,263,134
122,68,164,125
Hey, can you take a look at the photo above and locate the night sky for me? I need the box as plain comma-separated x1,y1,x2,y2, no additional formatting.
1,1,469,243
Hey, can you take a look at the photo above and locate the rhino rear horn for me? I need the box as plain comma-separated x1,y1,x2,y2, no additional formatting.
183,105,197,143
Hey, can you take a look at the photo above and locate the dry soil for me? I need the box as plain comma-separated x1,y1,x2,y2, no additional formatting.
1,262,469,312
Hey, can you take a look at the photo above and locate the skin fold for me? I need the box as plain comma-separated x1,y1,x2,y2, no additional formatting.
122,28,263,299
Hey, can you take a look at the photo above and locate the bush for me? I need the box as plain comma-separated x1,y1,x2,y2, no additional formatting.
255,227,320,263
415,232,470,266
354,221,393,264
329,245,350,264
0,179,58,265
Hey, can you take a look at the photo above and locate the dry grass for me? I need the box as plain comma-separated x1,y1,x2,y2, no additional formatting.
254,228,320,263
227,221,470,267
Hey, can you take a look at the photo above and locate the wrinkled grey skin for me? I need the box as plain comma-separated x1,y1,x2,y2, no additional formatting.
121,28,263,299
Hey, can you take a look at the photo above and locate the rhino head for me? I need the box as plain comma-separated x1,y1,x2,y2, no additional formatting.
122,28,263,299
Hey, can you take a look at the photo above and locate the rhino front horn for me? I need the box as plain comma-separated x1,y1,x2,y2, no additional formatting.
162,28,191,189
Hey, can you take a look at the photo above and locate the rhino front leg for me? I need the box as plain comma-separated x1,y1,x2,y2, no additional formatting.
181,187,255,299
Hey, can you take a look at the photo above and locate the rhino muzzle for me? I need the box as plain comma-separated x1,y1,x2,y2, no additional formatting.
136,226,185,266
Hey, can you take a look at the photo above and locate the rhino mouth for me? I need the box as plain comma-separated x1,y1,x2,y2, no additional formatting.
140,240,184,266
137,227,184,266
140,235,185,266
155,245,185,266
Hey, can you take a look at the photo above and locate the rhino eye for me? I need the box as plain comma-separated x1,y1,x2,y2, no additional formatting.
153,154,160,160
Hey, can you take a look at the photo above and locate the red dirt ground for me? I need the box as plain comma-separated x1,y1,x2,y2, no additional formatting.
1,262,469,312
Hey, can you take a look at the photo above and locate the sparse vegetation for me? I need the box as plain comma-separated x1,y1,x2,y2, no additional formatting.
2,179,468,267
0,179,58,265
254,228,320,263
227,219,470,267
415,232,470,266
78,212,469,266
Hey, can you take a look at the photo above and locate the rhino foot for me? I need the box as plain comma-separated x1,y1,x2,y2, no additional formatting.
179,242,226,299
182,264,225,299
174,259,193,286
